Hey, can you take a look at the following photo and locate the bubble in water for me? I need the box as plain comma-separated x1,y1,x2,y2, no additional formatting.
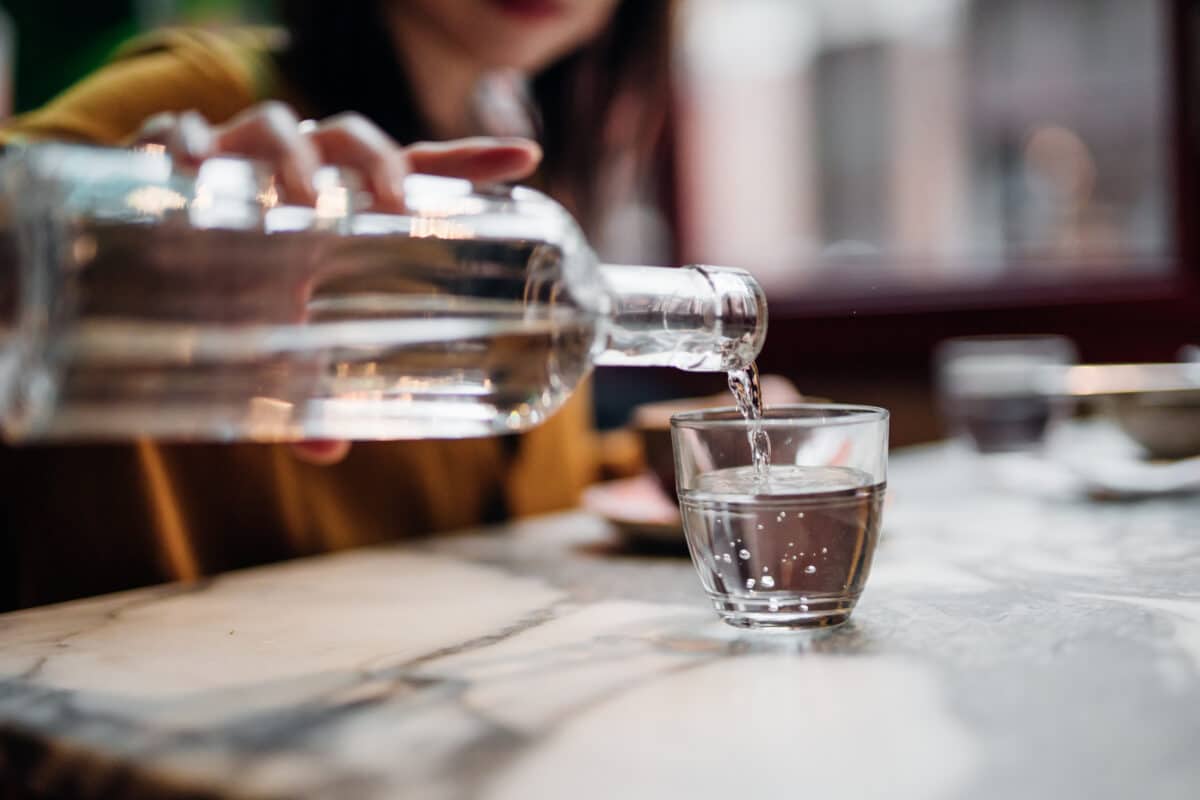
762,566,769,573
767,597,780,611
761,575,776,589
776,512,785,522
805,565,817,574
788,542,794,548
756,524,764,531
721,553,732,564
821,547,828,554
738,548,751,560
798,512,805,518
745,578,757,590
799,603,809,612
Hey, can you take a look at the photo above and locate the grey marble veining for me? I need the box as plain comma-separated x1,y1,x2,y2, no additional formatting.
1,441,1199,799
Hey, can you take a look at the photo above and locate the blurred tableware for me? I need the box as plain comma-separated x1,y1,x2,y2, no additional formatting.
1056,362,1200,396
1105,389,1200,460
935,334,1078,454
671,404,888,630
1046,361,1200,460
1070,450,1200,498
986,421,1200,499
580,474,684,549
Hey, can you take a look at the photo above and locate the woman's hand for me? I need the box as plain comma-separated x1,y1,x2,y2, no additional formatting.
134,103,542,208
134,103,543,465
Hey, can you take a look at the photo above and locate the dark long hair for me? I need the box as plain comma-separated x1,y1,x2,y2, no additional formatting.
278,0,675,227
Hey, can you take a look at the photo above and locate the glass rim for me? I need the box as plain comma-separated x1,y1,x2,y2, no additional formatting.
670,403,889,429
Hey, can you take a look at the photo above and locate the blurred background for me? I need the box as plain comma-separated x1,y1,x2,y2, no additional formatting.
2,0,1195,445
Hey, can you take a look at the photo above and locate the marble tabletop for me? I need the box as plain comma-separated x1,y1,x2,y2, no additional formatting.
1,440,1199,800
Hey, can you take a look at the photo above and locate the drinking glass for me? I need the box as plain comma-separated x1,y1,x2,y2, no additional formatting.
671,404,888,630
935,335,1078,455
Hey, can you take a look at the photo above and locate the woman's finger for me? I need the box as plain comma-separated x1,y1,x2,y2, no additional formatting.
303,113,409,213
406,137,542,184
171,111,216,163
132,110,215,164
132,111,179,147
212,102,321,205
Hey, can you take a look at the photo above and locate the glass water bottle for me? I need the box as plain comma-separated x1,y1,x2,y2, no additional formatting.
0,143,766,441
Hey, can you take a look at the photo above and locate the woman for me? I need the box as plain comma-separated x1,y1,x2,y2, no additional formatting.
0,0,675,609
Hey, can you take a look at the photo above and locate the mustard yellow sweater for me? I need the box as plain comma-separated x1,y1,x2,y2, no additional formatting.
0,29,597,609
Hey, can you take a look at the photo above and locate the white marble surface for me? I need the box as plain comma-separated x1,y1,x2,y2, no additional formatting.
2,442,1199,799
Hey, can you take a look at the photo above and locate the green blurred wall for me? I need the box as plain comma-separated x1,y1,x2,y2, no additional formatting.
3,0,275,113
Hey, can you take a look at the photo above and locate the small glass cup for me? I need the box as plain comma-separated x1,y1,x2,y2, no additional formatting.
935,335,1078,455
671,404,888,630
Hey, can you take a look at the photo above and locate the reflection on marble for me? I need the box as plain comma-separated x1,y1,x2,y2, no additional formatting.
481,655,978,800
1,441,1199,799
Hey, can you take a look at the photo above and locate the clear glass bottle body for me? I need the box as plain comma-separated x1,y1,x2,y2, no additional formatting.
0,144,765,442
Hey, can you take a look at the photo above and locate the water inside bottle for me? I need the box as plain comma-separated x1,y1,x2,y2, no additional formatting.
3,222,599,440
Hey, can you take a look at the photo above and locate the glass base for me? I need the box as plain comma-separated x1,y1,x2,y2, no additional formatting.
711,593,856,630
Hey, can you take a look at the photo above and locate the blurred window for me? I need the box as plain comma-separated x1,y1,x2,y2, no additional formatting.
675,0,1174,298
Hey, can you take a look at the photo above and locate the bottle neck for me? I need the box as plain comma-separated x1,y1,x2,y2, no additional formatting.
593,264,766,372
